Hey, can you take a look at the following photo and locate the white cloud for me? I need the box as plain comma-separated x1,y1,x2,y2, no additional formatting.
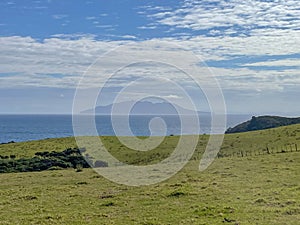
6,1,15,5
52,14,68,20
120,35,137,39
86,16,97,20
137,25,157,30
210,67,300,91
0,36,118,87
0,34,299,94
137,0,300,61
164,94,183,99
148,0,300,33
95,24,116,29
51,33,97,39
243,58,300,67
165,29,300,59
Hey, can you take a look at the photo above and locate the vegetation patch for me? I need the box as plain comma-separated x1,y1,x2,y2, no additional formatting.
0,124,300,224
226,115,300,133
0,148,108,173
101,201,115,207
167,190,187,197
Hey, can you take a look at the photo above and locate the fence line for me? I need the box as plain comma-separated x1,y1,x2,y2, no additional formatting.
217,143,299,159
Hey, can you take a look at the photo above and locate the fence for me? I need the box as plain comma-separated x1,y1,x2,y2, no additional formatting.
217,143,299,158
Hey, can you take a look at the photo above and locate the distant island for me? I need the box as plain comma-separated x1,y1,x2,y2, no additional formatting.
225,115,300,134
82,100,208,115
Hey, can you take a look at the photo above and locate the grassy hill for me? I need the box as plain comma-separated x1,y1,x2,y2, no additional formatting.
226,116,300,134
0,124,300,224
1,123,299,164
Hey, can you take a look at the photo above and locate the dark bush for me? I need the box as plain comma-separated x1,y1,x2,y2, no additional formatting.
0,147,108,173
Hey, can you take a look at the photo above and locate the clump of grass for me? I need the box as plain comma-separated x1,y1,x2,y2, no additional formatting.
254,198,267,204
99,194,114,199
167,190,187,197
76,181,88,185
75,164,83,172
102,201,115,207
19,195,37,201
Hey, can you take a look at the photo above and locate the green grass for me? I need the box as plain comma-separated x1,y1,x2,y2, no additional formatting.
2,124,299,163
220,124,300,156
0,137,78,158
0,124,300,224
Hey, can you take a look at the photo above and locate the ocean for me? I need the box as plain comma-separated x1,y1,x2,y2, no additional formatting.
0,114,250,143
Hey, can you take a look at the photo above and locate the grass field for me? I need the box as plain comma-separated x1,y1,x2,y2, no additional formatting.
1,124,300,224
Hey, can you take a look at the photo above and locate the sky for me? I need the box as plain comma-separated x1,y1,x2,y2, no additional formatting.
0,0,299,115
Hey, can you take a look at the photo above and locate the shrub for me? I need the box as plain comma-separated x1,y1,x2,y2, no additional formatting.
0,148,92,173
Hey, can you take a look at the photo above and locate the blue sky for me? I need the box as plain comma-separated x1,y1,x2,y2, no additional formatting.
0,0,299,115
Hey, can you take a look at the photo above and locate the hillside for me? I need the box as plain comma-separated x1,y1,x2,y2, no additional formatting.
0,124,300,224
225,115,300,134
1,124,300,164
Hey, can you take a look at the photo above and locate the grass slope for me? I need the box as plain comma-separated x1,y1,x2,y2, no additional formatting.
1,124,299,164
0,124,300,224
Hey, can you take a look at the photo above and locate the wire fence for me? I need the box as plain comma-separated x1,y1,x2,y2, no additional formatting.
217,143,299,158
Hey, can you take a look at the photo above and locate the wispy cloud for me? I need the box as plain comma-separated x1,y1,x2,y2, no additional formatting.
83,15,117,30
147,0,300,34
120,35,137,39
0,36,115,88
165,29,300,60
163,94,183,99
6,1,15,5
1,0,300,104
243,58,300,67
52,14,68,20
0,35,299,94
137,25,157,30
86,16,97,20
51,33,97,39
1,0,299,114
95,24,116,29
210,67,300,92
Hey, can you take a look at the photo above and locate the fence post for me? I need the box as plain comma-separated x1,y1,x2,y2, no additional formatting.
266,146,270,154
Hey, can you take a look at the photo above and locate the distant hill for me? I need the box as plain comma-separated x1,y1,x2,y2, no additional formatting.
82,100,207,115
225,115,300,134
